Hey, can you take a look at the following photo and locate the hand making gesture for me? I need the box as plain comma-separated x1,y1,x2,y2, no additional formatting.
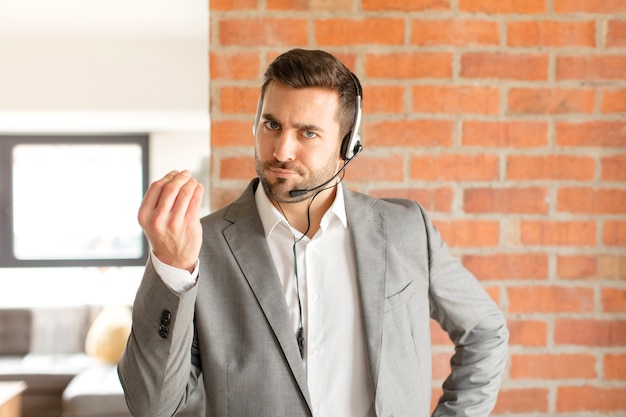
138,170,204,273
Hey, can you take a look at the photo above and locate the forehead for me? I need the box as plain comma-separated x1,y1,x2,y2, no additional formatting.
262,81,341,127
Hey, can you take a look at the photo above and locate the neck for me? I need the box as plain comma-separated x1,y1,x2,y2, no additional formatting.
274,187,337,238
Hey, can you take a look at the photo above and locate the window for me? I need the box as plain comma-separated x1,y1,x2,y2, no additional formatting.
0,135,149,267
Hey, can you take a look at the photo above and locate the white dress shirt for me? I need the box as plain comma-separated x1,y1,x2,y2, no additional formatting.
153,183,374,416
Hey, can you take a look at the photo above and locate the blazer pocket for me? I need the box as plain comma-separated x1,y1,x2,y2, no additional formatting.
384,280,416,312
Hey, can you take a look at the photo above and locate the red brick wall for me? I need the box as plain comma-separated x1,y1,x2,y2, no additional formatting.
209,0,626,414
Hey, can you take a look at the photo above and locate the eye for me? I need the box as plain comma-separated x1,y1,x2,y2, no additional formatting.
264,120,280,130
302,130,317,139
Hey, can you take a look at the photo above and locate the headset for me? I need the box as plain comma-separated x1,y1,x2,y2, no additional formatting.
252,71,363,162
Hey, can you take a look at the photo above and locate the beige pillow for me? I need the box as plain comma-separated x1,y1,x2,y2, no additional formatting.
85,305,132,364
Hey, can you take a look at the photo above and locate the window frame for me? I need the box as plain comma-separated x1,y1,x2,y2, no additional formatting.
0,134,149,268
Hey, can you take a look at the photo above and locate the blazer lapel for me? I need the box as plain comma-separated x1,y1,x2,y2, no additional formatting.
344,189,386,397
221,180,312,411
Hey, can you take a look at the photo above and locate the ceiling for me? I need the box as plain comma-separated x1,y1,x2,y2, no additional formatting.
0,0,208,38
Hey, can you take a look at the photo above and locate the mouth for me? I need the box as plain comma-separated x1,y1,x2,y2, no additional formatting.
268,165,300,180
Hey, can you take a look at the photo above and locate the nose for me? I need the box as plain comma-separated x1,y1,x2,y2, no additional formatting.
272,132,297,162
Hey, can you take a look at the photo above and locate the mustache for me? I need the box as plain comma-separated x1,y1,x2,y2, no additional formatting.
262,161,304,175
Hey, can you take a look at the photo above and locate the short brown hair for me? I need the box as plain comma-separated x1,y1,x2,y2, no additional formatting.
260,49,362,139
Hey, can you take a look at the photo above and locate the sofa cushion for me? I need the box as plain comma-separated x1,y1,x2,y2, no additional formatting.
0,308,31,355
62,365,131,417
30,306,95,355
63,366,204,417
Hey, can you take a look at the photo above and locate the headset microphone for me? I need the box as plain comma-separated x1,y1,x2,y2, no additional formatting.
288,144,362,198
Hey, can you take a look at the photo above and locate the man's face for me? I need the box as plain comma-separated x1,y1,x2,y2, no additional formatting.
254,81,344,203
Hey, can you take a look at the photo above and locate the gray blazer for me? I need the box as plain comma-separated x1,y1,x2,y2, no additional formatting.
119,179,508,417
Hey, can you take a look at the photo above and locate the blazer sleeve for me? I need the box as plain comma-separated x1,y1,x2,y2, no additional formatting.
420,204,509,417
117,260,201,417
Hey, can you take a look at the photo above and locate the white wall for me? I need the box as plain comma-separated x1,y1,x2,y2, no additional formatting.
0,17,209,306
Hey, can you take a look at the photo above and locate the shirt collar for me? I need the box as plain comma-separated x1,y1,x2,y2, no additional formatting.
255,181,348,239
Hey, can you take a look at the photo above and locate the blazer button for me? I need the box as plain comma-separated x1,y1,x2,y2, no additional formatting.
161,310,171,322
159,324,169,338
159,310,171,338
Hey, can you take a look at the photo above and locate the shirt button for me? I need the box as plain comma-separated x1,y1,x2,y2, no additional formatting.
312,292,319,301
312,349,319,356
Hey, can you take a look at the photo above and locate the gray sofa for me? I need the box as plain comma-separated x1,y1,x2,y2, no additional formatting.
0,306,203,417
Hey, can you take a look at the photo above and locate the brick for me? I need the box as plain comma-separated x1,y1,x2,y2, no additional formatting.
557,187,626,215
411,19,499,46
485,286,501,304
210,52,260,80
365,52,452,79
557,386,626,413
431,320,453,346
602,288,626,313
557,55,626,81
363,0,449,11
493,388,549,414
510,353,596,379
365,86,406,113
219,156,256,180
462,121,548,148
430,389,441,411
508,20,595,47
459,0,546,14
555,319,626,346
559,254,626,281
602,89,626,113
432,351,452,380
211,187,245,211
412,85,500,115
607,20,626,47
365,120,454,148
605,354,626,379
555,0,626,13
508,286,594,313
604,221,626,246
507,320,548,347
219,86,260,115
369,187,454,213
433,220,500,247
211,120,255,147
508,87,595,114
557,255,597,279
602,155,626,181
464,187,549,214
344,154,404,182
267,0,354,11
410,154,499,181
210,0,257,10
462,52,548,81
521,220,596,246
463,253,549,280
315,18,404,46
219,18,307,46
556,121,626,147
507,155,595,180
598,255,626,280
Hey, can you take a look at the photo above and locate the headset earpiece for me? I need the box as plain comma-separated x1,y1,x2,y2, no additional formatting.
252,96,262,136
340,74,363,161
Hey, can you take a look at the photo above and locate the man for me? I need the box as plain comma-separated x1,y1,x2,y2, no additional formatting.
118,48,508,417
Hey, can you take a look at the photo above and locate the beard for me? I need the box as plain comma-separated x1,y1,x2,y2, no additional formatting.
255,154,340,203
